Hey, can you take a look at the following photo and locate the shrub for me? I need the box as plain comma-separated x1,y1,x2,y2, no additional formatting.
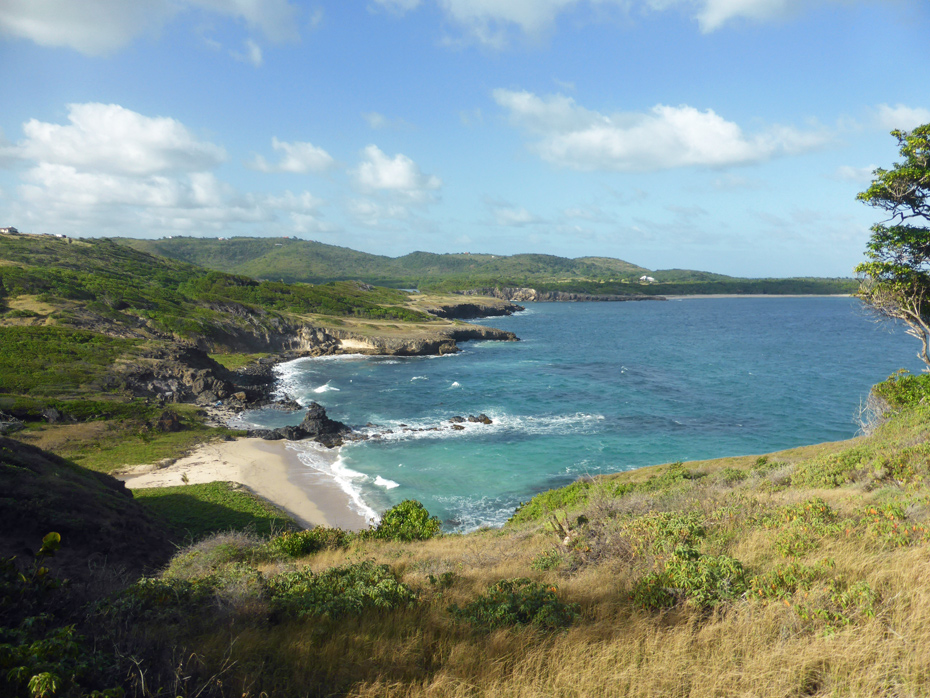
266,560,416,620
749,560,834,601
449,578,579,631
633,545,748,609
872,369,930,409
369,500,442,542
266,527,354,558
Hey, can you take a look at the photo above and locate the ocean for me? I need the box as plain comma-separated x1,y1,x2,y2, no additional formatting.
236,297,926,531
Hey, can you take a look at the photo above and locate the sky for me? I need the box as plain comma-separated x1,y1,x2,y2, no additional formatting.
0,1,928,277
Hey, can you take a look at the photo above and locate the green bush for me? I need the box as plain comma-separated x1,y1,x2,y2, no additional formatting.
369,500,442,542
266,560,416,620
633,545,748,609
266,527,354,557
872,370,930,408
449,578,579,631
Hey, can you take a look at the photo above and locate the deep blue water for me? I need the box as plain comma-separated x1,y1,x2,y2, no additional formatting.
239,298,925,530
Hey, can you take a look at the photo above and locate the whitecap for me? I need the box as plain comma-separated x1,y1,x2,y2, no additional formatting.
374,476,400,490
313,381,340,393
411,376,428,382
450,381,461,388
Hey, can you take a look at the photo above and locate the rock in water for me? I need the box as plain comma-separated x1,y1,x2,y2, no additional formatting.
249,401,351,447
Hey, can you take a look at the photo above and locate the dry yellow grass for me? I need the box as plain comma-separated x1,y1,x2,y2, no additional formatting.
109,403,930,697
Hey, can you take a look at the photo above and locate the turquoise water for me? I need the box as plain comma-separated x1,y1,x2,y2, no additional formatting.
240,298,925,530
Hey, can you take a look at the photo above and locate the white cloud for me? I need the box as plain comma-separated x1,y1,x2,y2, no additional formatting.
346,198,411,227
353,145,441,201
362,112,412,130
494,89,829,171
834,164,876,184
876,103,930,131
368,0,882,47
493,205,541,226
0,0,299,55
231,38,263,66
438,0,579,45
15,103,226,175
5,103,327,237
249,137,335,173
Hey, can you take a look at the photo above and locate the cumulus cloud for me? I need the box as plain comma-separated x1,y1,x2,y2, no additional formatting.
249,137,335,173
353,145,441,201
15,103,226,175
494,89,829,171
5,103,327,236
0,0,300,55
876,103,930,131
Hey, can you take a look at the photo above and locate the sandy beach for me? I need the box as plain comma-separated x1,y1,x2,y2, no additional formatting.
116,437,370,531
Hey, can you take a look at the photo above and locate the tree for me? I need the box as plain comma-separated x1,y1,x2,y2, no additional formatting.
855,124,930,367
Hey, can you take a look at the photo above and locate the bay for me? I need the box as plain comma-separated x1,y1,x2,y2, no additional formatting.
239,297,925,531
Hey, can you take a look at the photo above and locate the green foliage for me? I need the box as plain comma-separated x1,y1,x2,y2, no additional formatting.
0,537,123,698
511,463,699,526
449,578,579,631
749,560,834,601
530,548,564,571
0,327,140,396
859,501,929,548
872,369,930,408
134,481,295,539
119,235,855,296
622,511,706,556
854,123,930,366
368,500,442,542
265,527,354,558
633,545,749,609
510,480,593,524
266,560,416,620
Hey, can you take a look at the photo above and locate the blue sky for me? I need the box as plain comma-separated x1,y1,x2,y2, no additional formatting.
1,0,928,277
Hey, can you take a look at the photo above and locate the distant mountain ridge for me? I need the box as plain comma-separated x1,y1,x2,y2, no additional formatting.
116,236,854,295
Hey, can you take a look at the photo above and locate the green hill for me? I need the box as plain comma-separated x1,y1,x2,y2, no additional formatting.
117,235,856,295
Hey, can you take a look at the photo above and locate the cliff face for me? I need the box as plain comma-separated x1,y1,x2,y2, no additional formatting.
457,287,666,302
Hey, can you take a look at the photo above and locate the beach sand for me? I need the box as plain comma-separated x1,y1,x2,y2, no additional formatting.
116,437,370,531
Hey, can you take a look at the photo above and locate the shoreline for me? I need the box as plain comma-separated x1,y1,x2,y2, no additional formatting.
665,293,852,299
116,437,370,531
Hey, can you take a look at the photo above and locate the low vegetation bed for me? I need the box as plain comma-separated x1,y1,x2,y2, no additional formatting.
7,373,930,697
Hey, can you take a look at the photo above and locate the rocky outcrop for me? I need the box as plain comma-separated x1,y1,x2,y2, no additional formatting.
249,402,352,447
119,345,261,405
456,287,666,303
422,300,524,319
326,324,517,356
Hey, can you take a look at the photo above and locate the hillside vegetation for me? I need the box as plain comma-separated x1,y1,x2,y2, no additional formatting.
0,232,490,476
118,236,856,295
7,371,930,697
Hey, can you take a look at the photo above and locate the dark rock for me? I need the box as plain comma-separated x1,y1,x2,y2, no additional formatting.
451,424,466,431
0,412,24,435
448,416,466,424
249,428,283,440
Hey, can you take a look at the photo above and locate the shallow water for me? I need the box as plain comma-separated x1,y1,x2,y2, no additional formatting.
237,298,925,530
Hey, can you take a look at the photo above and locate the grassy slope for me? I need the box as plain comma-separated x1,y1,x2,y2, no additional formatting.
118,235,856,294
50,372,930,697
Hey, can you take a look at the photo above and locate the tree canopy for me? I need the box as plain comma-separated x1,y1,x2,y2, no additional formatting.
855,124,930,366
